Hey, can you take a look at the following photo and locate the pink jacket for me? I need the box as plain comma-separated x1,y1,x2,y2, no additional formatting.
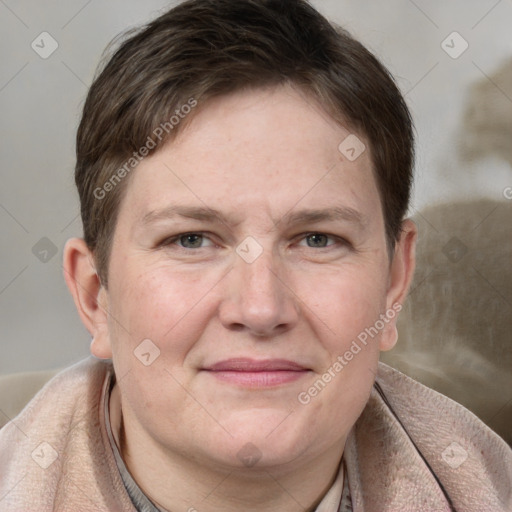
0,357,510,511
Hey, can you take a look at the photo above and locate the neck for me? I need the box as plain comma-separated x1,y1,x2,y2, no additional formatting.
109,383,345,512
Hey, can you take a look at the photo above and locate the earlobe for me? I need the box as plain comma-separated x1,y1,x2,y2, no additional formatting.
380,219,417,352
379,324,399,352
63,238,113,359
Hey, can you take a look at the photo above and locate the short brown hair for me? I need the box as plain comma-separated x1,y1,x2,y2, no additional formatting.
75,0,414,286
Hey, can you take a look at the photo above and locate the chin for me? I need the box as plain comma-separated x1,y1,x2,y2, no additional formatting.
209,411,313,469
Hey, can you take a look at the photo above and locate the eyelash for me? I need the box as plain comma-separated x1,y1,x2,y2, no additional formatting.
159,232,351,251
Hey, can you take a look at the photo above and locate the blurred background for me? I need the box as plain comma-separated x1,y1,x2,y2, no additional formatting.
1,1,511,440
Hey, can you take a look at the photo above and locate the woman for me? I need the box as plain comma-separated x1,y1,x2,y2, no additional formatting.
1,1,510,510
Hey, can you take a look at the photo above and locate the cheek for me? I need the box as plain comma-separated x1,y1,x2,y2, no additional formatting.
300,262,389,353
108,265,219,366
106,267,219,433
294,269,386,442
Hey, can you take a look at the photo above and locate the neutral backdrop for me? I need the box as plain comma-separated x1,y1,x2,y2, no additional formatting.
1,0,511,375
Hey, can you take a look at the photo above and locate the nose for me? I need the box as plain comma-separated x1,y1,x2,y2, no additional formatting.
218,245,300,338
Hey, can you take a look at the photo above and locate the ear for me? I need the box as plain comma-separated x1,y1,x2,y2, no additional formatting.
379,219,417,351
63,238,112,359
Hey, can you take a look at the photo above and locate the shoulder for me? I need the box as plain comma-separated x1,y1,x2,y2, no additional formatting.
362,362,512,510
0,357,116,511
10,356,113,430
374,361,511,452
0,356,111,432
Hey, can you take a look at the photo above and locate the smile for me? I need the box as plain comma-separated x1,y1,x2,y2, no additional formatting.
202,358,311,387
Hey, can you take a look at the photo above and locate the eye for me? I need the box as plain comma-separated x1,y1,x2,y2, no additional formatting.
298,233,337,248
163,233,215,249
180,233,205,248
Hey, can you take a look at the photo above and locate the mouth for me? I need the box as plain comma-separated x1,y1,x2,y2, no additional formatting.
202,358,311,387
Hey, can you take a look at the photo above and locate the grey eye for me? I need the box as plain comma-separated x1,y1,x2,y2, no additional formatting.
179,234,204,248
305,234,329,247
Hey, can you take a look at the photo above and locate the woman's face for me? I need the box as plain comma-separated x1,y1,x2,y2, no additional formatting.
93,85,414,472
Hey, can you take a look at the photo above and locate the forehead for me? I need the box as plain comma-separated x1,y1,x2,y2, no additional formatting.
118,85,380,228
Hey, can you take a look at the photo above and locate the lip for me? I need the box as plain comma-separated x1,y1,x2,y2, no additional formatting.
205,358,309,372
202,358,310,387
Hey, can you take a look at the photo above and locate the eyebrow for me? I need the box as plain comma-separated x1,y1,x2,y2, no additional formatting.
139,205,366,229
140,205,232,226
280,206,366,228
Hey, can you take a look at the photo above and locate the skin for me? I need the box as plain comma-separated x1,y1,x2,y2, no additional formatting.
64,84,416,512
